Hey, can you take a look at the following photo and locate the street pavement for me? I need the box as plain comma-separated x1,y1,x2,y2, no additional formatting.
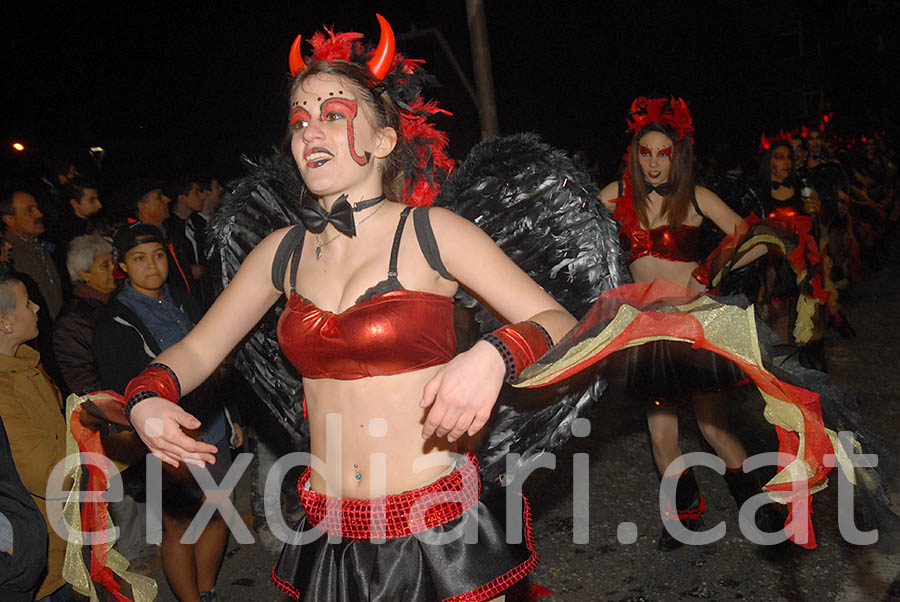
139,235,900,602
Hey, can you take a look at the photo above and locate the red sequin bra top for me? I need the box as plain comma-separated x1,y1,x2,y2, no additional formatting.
274,207,457,380
613,190,701,264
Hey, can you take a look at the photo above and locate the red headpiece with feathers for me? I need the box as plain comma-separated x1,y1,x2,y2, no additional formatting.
626,97,694,144
287,14,453,207
759,130,792,151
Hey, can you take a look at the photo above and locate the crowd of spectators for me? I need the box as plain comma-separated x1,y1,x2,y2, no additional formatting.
0,165,239,602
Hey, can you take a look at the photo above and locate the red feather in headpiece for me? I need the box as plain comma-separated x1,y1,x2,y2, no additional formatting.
400,99,454,207
626,96,694,143
760,130,792,151
306,29,363,65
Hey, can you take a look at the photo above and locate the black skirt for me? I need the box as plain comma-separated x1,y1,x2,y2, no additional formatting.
272,455,537,601
624,339,748,406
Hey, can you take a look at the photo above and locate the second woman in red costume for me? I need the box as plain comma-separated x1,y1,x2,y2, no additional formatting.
597,97,782,551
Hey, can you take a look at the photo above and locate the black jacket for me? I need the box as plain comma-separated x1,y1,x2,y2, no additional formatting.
91,285,232,426
165,213,208,309
92,285,202,394
0,417,48,601
52,284,110,395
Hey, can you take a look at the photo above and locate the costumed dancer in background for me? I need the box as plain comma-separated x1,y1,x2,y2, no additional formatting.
105,15,575,602
799,126,862,294
756,136,834,371
596,97,783,551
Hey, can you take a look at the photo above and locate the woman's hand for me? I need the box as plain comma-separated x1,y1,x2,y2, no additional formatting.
420,340,506,442
129,397,219,468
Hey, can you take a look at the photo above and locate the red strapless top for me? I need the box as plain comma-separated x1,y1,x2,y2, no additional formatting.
274,207,458,380
278,289,457,380
613,194,701,263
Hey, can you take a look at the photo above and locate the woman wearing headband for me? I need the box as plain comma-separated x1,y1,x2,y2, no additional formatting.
597,97,782,551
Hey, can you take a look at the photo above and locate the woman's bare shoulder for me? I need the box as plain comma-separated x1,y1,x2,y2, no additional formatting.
598,180,620,209
693,185,727,211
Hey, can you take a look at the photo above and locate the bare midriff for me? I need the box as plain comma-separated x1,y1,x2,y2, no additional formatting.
303,363,456,499
629,254,705,292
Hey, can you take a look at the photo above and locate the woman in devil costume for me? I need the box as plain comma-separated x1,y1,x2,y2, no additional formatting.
755,136,834,371
596,97,784,551
101,15,575,602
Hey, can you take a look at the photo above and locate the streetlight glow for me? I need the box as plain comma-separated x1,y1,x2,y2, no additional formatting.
12,142,25,152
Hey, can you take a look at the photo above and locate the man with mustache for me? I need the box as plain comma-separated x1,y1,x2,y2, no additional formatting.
0,187,64,321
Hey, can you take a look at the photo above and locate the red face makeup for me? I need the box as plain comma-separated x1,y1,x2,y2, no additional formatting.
639,145,672,159
289,74,386,199
321,98,371,166
290,98,372,167
290,107,310,130
637,131,674,184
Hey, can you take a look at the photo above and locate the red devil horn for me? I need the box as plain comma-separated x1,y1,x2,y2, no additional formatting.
289,34,306,76
366,14,395,80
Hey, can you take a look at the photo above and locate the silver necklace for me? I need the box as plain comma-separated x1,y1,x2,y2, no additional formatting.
315,200,387,260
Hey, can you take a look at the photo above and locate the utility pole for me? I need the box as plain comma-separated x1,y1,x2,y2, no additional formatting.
466,0,499,139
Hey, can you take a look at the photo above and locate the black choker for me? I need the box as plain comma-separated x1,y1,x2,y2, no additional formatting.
645,181,670,196
300,193,387,237
771,180,792,191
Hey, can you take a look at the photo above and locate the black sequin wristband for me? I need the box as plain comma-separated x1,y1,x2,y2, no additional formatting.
481,333,516,382
124,390,161,425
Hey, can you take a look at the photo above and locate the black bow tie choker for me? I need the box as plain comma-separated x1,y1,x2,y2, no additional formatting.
771,180,792,191
645,181,670,197
300,193,387,260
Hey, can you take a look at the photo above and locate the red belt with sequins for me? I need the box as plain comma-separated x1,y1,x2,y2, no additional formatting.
298,453,481,539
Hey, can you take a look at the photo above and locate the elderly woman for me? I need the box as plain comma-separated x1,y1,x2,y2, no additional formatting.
52,234,117,395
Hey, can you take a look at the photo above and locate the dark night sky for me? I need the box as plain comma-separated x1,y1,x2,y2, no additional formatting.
2,1,896,189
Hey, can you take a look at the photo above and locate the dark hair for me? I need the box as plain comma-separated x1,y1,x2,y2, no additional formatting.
756,141,799,206
286,60,407,202
0,181,37,218
45,156,78,179
629,123,696,227
63,176,98,204
164,177,200,202
115,178,165,219
0,190,15,218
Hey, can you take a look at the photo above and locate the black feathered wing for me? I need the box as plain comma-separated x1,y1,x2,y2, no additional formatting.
435,133,628,485
207,153,309,450
698,173,765,257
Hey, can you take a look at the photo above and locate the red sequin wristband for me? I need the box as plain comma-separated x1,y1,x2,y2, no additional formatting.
483,321,552,382
123,363,181,423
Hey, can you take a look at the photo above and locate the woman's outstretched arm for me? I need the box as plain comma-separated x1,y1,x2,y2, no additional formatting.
128,227,290,466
